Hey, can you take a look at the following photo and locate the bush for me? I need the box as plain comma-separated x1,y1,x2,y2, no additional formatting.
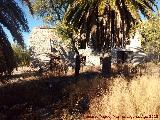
12,43,30,67
136,13,160,61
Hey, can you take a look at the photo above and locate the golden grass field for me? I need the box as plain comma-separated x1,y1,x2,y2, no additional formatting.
85,63,160,120
0,62,159,119
88,75,160,120
60,63,160,120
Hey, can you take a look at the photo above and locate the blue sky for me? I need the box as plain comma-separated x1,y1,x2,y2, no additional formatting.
21,7,44,46
6,1,44,46
5,0,160,47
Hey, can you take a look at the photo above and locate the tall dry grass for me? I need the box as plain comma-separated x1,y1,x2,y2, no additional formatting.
88,74,160,119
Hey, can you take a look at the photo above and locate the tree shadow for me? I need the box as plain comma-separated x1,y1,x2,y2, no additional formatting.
0,71,109,120
0,70,38,84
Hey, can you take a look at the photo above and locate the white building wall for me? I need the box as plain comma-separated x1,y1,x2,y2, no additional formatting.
29,27,59,63
29,27,101,68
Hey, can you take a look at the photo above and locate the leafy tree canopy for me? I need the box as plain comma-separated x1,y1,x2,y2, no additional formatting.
31,0,69,24
137,12,160,55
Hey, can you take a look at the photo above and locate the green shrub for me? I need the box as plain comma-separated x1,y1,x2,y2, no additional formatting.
12,43,30,67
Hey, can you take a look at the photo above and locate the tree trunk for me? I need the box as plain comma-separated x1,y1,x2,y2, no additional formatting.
102,55,111,77
75,54,80,77
71,39,80,77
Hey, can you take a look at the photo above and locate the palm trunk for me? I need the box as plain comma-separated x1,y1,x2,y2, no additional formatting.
102,9,114,77
102,55,111,77
71,39,80,77
75,54,80,77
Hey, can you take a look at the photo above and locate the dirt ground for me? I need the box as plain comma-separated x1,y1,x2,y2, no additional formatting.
0,66,104,120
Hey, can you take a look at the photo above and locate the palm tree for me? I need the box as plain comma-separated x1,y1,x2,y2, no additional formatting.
65,0,157,48
64,0,157,76
31,0,157,76
31,0,158,50
0,0,31,75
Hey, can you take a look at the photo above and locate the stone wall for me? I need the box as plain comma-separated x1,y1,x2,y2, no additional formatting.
29,27,101,68
29,27,148,69
29,27,60,67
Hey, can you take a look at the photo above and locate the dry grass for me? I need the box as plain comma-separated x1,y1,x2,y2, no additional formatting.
88,74,160,119
0,63,159,119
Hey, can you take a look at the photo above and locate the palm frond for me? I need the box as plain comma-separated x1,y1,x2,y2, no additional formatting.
1,0,29,32
0,25,16,74
0,12,24,46
20,0,33,14
0,0,31,74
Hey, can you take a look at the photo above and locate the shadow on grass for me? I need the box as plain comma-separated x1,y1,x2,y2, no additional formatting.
0,71,109,120
0,71,37,84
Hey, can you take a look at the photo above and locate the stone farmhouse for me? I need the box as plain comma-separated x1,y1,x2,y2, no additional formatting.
29,27,101,69
29,27,145,69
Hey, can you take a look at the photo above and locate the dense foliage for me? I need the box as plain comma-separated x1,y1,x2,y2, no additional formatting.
0,0,31,75
138,13,160,57
31,0,68,24
32,0,158,52
12,44,30,67
31,0,158,76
